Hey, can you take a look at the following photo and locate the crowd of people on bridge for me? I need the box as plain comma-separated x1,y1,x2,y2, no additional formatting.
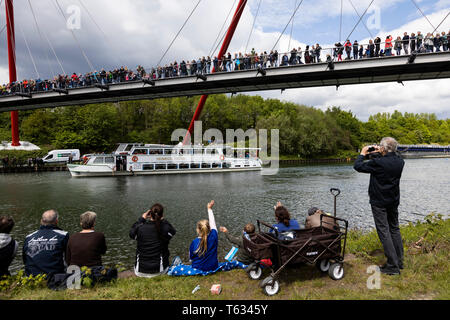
0,29,448,97
0,199,337,284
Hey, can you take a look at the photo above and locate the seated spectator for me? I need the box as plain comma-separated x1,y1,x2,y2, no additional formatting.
305,207,338,230
0,216,18,277
129,203,176,278
66,211,106,268
219,223,255,265
23,210,69,276
271,202,300,236
189,200,218,272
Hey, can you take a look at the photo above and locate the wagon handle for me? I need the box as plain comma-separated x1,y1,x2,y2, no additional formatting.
330,188,341,217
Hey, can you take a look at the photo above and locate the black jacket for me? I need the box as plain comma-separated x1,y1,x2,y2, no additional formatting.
354,152,405,207
129,218,176,274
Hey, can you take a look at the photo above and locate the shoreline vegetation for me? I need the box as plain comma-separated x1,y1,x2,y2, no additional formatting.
1,95,449,160
1,214,448,300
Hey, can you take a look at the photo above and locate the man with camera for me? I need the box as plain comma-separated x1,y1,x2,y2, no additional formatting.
354,137,405,275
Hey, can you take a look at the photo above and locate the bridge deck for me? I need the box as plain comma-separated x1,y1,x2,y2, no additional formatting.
1,51,449,112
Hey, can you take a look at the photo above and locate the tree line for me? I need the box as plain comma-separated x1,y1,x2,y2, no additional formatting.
0,94,449,158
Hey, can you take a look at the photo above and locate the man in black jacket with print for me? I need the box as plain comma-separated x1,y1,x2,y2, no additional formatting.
354,137,405,275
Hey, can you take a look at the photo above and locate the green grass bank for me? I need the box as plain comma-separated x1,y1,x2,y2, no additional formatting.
1,214,448,300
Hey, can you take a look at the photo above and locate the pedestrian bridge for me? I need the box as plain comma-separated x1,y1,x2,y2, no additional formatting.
1,51,449,112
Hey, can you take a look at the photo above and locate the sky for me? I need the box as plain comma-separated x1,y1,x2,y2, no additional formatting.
0,0,449,120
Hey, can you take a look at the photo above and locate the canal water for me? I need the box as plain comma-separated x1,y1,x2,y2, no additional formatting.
1,158,449,273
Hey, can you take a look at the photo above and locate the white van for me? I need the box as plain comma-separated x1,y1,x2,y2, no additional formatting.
43,149,80,163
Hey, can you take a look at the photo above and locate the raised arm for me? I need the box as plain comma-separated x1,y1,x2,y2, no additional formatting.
207,200,217,231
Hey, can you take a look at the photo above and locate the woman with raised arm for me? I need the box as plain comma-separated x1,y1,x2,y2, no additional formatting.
189,200,218,272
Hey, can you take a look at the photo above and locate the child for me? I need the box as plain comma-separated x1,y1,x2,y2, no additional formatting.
219,223,256,265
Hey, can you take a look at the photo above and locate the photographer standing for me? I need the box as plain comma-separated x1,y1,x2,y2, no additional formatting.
354,137,405,275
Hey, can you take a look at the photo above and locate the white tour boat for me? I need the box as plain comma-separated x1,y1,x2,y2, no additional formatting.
67,143,262,177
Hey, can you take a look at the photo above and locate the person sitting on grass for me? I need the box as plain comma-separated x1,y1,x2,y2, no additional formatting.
189,200,218,272
167,201,246,276
66,211,107,268
0,216,18,278
219,223,256,265
130,203,176,278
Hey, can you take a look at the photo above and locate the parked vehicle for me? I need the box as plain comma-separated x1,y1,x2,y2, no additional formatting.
43,149,80,163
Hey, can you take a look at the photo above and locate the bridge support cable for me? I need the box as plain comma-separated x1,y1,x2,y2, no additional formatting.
183,0,248,146
270,0,305,52
156,0,203,68
245,0,263,53
339,0,343,42
52,0,96,73
288,0,297,53
28,0,65,76
77,0,125,68
432,11,450,35
209,0,248,60
209,0,238,58
18,23,40,79
347,0,373,39
410,0,436,30
343,0,375,44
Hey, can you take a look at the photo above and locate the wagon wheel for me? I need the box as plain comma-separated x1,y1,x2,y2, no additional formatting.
328,263,345,280
247,265,263,280
260,276,280,296
316,259,331,273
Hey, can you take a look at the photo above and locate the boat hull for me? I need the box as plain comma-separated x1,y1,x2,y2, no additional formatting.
68,165,261,178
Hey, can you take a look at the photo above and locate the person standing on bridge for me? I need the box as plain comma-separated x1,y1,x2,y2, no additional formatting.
353,40,359,59
441,31,448,51
385,35,393,56
354,137,405,275
402,32,410,55
416,31,424,50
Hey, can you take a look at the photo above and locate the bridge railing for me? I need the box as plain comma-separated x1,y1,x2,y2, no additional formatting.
0,36,448,98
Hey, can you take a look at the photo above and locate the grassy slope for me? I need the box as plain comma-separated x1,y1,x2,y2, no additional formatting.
1,215,448,300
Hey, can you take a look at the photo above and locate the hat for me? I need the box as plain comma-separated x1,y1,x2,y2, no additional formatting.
308,207,319,216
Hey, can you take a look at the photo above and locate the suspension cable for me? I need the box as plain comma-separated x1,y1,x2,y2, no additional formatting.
0,24,5,38
432,11,450,34
210,0,248,58
339,0,343,42
157,0,203,67
343,0,375,42
347,0,373,39
410,0,435,30
287,0,297,52
77,0,124,67
27,0,57,79
53,0,96,72
19,23,40,79
209,0,238,58
245,0,263,53
271,0,305,52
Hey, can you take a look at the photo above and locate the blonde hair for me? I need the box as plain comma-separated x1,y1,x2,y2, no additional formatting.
195,219,210,257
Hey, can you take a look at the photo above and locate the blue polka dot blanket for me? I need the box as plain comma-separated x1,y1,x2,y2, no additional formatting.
167,260,247,276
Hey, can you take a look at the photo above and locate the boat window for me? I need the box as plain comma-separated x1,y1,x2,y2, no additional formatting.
143,164,154,170
104,157,114,164
155,164,166,170
167,164,178,170
212,163,220,168
150,149,163,155
93,157,104,164
125,144,134,152
201,163,211,169
223,162,231,168
133,149,148,155
191,163,200,169
179,163,189,169
164,149,173,155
